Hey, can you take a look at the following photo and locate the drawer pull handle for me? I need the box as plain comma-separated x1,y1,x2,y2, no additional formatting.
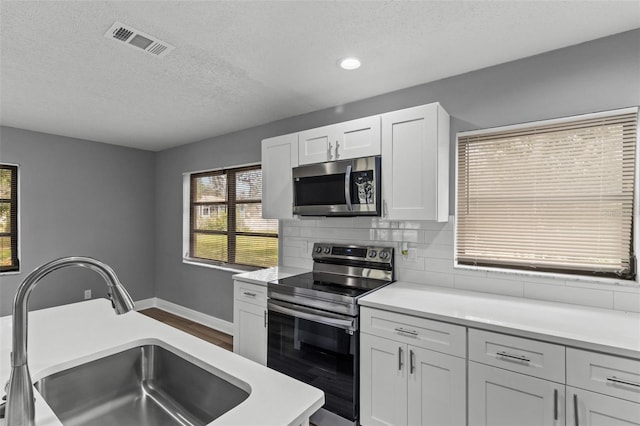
409,349,415,374
606,376,640,388
496,351,530,363
243,292,257,297
398,347,403,371
573,394,579,426
394,327,419,336
553,389,558,421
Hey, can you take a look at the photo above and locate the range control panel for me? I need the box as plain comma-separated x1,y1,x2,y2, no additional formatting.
312,243,393,264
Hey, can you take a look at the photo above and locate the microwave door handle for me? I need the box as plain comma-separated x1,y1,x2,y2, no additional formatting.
345,164,352,211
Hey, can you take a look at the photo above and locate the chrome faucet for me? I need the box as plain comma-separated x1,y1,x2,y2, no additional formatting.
4,256,135,426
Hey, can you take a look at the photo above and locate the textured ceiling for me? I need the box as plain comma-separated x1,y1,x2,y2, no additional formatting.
1,1,639,151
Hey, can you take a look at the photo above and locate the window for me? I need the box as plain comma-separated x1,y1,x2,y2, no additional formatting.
1,164,19,272
188,165,278,269
456,108,638,280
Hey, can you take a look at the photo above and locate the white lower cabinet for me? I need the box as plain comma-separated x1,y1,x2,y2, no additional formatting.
232,280,267,365
468,361,565,426
360,307,466,426
566,348,640,426
567,387,640,426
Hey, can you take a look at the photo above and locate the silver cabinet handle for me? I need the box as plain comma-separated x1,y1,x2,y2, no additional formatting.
243,291,257,297
606,376,640,388
394,327,419,336
263,310,267,328
573,394,579,426
328,141,333,160
496,351,531,363
410,349,415,374
398,347,403,371
335,140,340,159
553,389,558,421
383,200,388,217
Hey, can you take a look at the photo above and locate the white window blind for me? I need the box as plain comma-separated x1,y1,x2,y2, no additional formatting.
456,108,638,280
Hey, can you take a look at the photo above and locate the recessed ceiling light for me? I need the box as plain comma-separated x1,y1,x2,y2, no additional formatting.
338,57,361,70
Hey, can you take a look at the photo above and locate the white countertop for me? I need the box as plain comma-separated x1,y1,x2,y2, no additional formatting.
359,281,640,359
0,299,324,426
232,266,309,286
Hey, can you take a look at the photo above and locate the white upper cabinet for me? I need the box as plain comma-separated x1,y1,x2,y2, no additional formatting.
298,116,381,165
381,103,450,222
261,133,298,219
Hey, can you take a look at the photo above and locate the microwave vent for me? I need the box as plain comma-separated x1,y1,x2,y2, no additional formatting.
104,22,174,58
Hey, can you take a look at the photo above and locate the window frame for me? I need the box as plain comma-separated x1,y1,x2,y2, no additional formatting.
454,107,639,285
0,163,20,273
184,163,278,271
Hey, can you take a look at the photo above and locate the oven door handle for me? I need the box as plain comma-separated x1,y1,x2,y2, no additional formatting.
268,300,356,332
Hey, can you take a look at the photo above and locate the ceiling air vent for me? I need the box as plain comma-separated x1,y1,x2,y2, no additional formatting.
105,22,174,58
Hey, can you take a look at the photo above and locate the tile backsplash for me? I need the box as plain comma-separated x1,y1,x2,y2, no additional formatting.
281,216,640,313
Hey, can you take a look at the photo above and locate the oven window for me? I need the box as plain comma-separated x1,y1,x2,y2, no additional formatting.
294,174,347,206
267,310,357,421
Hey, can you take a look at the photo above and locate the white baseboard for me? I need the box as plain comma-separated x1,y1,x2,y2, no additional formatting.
134,297,234,336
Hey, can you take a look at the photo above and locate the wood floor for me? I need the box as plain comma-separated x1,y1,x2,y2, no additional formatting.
139,308,233,352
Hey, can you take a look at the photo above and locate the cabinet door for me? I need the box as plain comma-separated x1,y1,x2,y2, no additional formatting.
261,133,298,219
381,103,449,221
567,387,640,426
469,362,565,426
360,333,408,426
233,300,267,365
299,125,334,165
408,346,466,426
333,116,381,160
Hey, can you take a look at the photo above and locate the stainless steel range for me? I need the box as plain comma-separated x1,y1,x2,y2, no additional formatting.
267,243,394,426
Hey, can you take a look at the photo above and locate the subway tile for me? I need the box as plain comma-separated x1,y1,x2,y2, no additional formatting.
425,258,455,274
425,229,453,246
282,238,307,250
613,291,640,313
422,244,453,260
316,217,355,228
396,268,428,284
282,256,313,270
422,271,455,288
397,256,426,271
282,226,300,237
524,282,614,310
454,274,524,298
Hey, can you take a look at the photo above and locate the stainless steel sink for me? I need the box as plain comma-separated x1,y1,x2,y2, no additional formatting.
34,344,249,426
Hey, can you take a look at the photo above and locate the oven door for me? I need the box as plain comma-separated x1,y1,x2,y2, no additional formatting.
267,299,359,422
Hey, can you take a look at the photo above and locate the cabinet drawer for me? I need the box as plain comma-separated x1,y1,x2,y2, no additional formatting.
567,348,640,403
234,280,267,305
468,329,565,383
360,307,466,357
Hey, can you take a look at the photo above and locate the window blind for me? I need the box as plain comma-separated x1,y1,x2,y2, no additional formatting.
456,109,638,279
189,165,278,269
0,164,19,272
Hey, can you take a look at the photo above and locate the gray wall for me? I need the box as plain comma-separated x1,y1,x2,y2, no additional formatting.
155,29,639,322
0,127,156,316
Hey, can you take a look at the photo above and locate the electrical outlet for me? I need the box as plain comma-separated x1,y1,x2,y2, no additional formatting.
84,289,92,300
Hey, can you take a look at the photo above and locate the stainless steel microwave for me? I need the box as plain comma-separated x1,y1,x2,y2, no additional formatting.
292,155,381,216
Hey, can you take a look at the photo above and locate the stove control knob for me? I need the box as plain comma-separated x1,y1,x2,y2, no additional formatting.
368,250,377,258
379,250,390,260
315,246,323,254
323,247,331,254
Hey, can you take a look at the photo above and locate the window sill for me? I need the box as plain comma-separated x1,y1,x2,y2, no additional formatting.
454,263,640,288
182,258,258,274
